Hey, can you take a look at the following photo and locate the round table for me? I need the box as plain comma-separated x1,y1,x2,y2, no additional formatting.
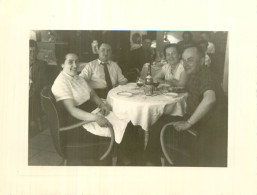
107,83,187,131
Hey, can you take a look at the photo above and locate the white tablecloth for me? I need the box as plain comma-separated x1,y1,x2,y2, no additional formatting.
83,108,129,144
107,83,187,131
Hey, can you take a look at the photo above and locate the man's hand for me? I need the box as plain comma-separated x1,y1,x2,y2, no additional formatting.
173,121,192,132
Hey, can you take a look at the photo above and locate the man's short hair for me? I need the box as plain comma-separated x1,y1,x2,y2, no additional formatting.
98,42,112,49
183,44,205,57
132,33,141,44
182,31,193,39
163,43,180,57
200,32,210,37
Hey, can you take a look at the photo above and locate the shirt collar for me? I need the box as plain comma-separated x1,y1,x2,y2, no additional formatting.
62,71,79,81
98,59,110,65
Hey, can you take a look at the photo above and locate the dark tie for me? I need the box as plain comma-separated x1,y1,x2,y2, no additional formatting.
101,62,113,90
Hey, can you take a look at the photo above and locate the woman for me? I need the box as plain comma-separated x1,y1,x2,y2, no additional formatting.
52,53,141,165
52,53,111,127
154,44,188,87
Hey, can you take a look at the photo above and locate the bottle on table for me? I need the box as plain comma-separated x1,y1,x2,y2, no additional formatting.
144,63,154,96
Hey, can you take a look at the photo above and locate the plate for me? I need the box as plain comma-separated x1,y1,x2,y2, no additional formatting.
157,83,170,89
164,92,179,97
117,91,133,97
168,87,186,93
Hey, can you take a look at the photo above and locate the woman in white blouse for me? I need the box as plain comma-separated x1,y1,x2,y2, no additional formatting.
52,53,141,165
52,53,111,127
154,44,188,87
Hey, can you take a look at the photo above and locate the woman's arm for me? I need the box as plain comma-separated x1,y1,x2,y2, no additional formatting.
61,99,111,127
90,89,111,116
153,70,166,84
61,99,98,122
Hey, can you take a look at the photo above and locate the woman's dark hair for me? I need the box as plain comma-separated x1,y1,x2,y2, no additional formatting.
163,43,180,57
58,52,78,68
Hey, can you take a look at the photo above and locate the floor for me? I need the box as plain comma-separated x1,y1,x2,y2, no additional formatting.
28,125,116,166
28,127,64,166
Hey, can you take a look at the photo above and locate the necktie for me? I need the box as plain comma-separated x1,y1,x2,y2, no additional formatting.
101,62,113,90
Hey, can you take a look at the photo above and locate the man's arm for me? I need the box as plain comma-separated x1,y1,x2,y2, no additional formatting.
79,63,91,81
173,90,216,131
116,63,128,85
187,90,216,125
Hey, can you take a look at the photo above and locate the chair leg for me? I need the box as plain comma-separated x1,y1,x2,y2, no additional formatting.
112,156,117,166
161,157,165,166
63,159,67,166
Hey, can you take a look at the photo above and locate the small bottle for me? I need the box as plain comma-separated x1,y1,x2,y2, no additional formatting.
144,64,154,96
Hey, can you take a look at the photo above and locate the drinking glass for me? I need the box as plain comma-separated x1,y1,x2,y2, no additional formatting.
136,77,144,89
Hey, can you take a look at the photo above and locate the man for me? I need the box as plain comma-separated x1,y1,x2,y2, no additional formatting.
29,40,49,132
144,45,227,167
178,31,195,52
125,35,155,82
79,43,128,99
198,40,211,67
200,32,215,55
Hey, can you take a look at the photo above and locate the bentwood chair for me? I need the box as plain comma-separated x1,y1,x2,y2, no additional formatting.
40,86,115,166
160,123,198,166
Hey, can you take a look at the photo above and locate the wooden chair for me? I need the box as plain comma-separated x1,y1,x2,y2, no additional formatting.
40,86,115,165
160,123,198,166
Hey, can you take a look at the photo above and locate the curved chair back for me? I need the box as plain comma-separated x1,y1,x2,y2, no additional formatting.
41,86,65,158
160,123,198,166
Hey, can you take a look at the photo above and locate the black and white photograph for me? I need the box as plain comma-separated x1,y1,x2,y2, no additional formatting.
29,30,228,167
2,0,257,194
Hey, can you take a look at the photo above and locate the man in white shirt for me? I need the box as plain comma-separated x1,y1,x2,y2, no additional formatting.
79,43,128,98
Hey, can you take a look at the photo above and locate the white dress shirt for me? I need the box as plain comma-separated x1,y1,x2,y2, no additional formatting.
204,54,211,67
79,59,127,89
52,71,91,106
207,42,215,54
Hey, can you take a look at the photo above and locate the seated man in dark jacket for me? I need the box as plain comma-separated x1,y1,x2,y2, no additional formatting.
144,44,227,167
125,35,154,82
29,40,49,132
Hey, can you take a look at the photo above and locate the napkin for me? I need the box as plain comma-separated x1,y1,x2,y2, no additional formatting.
83,108,130,144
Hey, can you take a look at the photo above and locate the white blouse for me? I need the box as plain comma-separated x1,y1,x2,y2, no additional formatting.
161,61,184,81
52,71,92,106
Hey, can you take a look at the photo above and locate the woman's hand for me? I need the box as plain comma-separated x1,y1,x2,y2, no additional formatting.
95,115,112,128
99,104,111,116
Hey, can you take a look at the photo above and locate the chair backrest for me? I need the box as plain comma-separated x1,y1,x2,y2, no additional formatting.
40,86,65,158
